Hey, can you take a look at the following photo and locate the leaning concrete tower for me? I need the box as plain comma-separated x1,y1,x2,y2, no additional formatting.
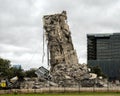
43,11,78,71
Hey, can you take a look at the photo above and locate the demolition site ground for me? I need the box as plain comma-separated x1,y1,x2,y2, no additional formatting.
1,92,120,96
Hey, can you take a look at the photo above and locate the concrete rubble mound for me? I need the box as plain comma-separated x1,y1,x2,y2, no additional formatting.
40,11,106,87
51,63,91,87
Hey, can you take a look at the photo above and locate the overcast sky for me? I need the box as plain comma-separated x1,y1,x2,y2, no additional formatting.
0,0,120,70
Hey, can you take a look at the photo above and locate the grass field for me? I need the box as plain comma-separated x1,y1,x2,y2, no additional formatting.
0,92,120,96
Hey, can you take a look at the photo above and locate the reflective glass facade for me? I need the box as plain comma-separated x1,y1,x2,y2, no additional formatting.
87,33,120,80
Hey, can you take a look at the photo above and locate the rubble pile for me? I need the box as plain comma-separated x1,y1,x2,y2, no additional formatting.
51,64,91,87
42,11,106,87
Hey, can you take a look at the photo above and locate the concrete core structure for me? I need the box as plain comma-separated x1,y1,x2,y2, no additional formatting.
43,11,78,71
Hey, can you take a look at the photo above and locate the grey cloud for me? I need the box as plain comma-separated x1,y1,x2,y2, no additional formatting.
81,0,116,7
0,0,120,69
0,0,40,28
0,27,42,46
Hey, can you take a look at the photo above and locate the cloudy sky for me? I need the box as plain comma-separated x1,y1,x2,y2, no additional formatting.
0,0,120,70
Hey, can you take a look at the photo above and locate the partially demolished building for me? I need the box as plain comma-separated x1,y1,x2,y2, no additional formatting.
41,11,105,87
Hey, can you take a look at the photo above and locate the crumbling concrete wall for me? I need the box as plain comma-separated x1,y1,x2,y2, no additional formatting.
43,11,78,71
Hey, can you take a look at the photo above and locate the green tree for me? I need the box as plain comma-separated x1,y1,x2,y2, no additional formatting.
25,69,37,78
0,57,11,78
89,65,107,78
0,57,25,80
9,67,25,80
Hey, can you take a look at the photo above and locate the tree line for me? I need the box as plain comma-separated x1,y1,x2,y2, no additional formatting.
0,57,37,79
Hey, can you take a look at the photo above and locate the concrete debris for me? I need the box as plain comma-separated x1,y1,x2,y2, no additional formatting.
10,76,18,83
89,73,97,79
35,66,50,80
34,67,58,88
51,63,91,87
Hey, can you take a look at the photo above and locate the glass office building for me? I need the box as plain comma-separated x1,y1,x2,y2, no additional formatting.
87,33,120,80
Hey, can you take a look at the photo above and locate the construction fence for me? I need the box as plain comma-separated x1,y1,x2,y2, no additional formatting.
0,85,120,94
